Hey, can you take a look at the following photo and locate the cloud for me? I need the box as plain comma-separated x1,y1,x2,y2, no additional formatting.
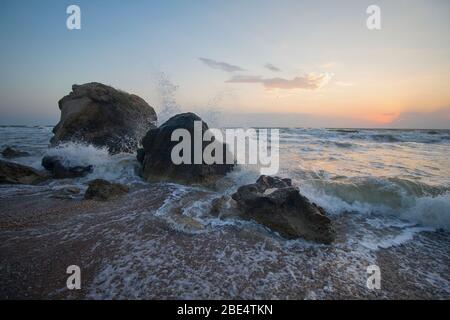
226,73,334,90
388,106,450,129
199,57,245,72
264,63,281,72
320,62,337,69
335,81,356,87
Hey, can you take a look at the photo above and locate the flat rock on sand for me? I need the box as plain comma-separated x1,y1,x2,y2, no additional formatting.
0,160,49,185
84,179,129,201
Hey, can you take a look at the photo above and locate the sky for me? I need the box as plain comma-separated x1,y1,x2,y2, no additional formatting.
0,0,449,128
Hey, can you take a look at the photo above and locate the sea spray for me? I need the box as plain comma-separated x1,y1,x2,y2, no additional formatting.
155,72,182,125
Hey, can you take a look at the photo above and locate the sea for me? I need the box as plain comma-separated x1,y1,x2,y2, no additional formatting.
1,125,449,299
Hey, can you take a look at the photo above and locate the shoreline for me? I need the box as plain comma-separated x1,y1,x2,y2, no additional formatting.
1,186,449,300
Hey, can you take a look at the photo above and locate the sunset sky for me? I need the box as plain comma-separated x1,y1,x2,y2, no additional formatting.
0,0,449,128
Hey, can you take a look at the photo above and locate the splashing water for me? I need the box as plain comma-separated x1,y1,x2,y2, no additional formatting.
155,72,182,125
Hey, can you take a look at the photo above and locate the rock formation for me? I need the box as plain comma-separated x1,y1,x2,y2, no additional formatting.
231,175,335,243
0,160,49,185
138,112,234,184
41,156,93,179
1,147,30,158
51,82,157,154
84,179,129,201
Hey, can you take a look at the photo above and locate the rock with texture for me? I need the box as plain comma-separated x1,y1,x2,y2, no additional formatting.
1,147,30,159
42,156,93,179
84,179,129,201
51,82,157,153
138,112,234,184
231,175,335,243
0,160,49,185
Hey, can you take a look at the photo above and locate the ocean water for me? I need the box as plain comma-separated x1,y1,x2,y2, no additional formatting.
1,125,449,229
1,125,449,298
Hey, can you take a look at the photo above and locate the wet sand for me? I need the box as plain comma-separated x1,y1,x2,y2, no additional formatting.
1,185,449,299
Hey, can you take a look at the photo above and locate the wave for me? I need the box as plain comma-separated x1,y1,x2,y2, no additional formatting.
43,142,140,184
348,130,450,144
298,176,450,230
280,129,450,146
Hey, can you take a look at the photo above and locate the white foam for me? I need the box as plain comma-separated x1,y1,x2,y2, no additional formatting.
44,142,140,183
401,193,450,229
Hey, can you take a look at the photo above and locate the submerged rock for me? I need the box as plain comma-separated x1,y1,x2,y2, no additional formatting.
138,112,234,184
1,147,30,159
42,156,93,179
231,175,335,244
0,160,49,185
170,214,205,232
51,82,157,154
50,187,81,199
84,179,129,201
210,195,240,219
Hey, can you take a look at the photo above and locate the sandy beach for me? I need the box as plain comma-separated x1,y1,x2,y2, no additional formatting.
1,182,449,299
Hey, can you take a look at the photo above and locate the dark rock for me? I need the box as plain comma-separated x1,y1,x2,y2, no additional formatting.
51,82,157,154
1,147,30,158
170,214,205,232
42,156,93,179
0,160,49,185
231,175,335,244
84,179,129,201
210,195,240,219
50,187,81,199
136,148,145,163
138,112,234,184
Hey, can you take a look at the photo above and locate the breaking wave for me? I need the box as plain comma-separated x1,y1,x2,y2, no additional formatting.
299,176,450,230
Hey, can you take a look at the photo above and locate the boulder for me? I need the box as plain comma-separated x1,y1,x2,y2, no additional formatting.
51,82,157,154
0,160,49,185
138,112,234,184
42,156,93,179
231,175,335,244
1,147,30,158
84,179,129,201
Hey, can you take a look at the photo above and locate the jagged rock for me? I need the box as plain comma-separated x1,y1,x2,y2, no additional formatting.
42,156,93,179
1,147,30,158
84,179,129,201
138,112,234,184
51,82,157,154
0,160,49,185
231,175,335,244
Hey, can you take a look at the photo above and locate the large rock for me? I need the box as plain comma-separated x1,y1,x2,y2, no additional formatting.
231,175,335,244
42,156,93,179
84,179,129,201
0,160,49,185
1,147,30,159
51,82,157,154
138,112,234,184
